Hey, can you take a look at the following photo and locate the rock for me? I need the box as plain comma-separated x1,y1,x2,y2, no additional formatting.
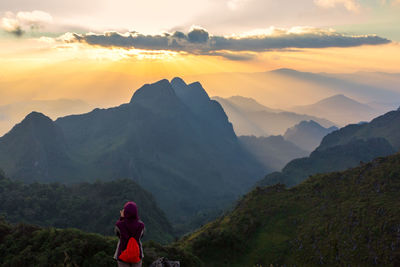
149,257,180,267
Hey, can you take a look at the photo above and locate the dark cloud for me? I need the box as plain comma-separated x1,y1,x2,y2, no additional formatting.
187,28,209,43
61,27,391,60
172,31,187,39
8,26,24,37
82,32,171,50
210,33,391,51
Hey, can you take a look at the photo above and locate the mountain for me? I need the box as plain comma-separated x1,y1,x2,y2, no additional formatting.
239,135,309,171
0,99,92,137
290,94,379,126
214,96,335,136
269,68,400,103
0,78,266,229
259,108,400,187
317,109,400,151
0,112,76,183
283,120,338,152
4,152,400,266
175,152,400,266
259,138,394,187
170,77,234,136
219,96,281,113
186,69,400,112
0,174,174,243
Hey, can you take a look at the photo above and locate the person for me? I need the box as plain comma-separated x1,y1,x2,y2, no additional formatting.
114,201,145,267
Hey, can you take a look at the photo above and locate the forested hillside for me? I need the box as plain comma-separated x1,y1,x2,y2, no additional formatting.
0,175,174,243
178,152,400,266
3,152,400,266
0,219,199,267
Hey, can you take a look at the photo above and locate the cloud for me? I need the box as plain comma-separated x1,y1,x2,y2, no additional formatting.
59,26,391,60
1,10,53,36
187,27,209,43
314,0,360,11
207,51,256,61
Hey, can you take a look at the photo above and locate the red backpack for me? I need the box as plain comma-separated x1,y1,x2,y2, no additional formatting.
119,237,141,263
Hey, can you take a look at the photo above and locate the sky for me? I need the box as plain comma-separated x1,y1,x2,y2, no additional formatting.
0,0,400,111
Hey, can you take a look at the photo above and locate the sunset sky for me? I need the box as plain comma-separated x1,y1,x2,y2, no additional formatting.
1,0,400,109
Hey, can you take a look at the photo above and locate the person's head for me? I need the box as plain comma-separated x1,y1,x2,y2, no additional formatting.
123,201,139,220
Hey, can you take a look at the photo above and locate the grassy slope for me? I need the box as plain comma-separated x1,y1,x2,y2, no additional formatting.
178,153,400,266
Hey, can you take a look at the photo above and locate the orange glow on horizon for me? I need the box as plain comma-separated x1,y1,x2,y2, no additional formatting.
0,39,399,108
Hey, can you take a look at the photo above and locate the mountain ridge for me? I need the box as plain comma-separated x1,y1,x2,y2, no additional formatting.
214,95,335,136
290,94,378,126
259,108,400,187
283,120,338,152
0,78,266,231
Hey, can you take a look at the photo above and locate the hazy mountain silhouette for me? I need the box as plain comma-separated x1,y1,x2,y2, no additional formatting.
0,99,91,137
258,108,400,187
187,69,400,112
290,94,379,126
0,112,76,183
221,96,281,113
214,96,335,136
239,135,309,171
0,79,266,227
270,68,400,103
283,120,338,152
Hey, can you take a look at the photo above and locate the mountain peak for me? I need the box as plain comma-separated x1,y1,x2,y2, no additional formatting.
228,95,259,104
296,120,321,128
130,79,176,105
170,77,187,87
24,111,52,122
271,68,299,74
317,94,359,104
8,111,59,137
284,120,338,151
170,78,210,103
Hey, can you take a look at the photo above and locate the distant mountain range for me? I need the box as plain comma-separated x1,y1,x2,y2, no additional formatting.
290,94,380,126
283,120,338,152
239,135,309,171
214,96,335,136
259,108,400,187
187,68,400,111
176,151,400,266
0,78,266,229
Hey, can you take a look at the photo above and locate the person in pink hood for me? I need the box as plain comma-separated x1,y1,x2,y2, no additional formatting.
114,201,145,267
